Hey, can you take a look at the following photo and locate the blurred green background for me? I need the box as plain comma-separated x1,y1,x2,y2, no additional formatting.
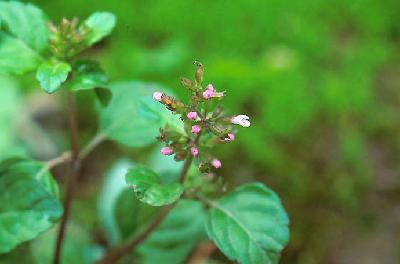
1,0,400,263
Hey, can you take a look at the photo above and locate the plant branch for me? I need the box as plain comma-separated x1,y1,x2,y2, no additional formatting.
96,133,202,264
79,133,106,160
95,205,174,264
187,241,216,264
53,93,81,264
36,151,72,180
41,132,106,177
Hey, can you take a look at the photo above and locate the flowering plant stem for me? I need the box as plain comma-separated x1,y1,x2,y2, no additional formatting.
53,93,81,264
41,132,107,174
96,132,202,264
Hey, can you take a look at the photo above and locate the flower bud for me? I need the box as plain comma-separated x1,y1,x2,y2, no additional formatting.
202,84,224,99
191,125,201,134
191,147,199,156
206,84,214,91
203,88,213,99
181,77,194,90
160,95,185,112
199,163,211,173
211,159,222,168
224,133,235,141
153,91,163,101
61,18,69,27
187,111,198,120
195,61,203,84
160,146,173,156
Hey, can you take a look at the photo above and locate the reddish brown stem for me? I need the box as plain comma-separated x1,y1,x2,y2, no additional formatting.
95,205,173,264
53,93,81,264
96,133,202,264
187,241,216,264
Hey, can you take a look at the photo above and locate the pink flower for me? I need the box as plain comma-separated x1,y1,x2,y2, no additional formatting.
191,125,201,134
160,146,173,155
153,91,163,101
231,115,251,127
187,111,198,120
203,84,224,99
211,159,222,169
191,147,199,156
203,88,214,99
224,133,235,141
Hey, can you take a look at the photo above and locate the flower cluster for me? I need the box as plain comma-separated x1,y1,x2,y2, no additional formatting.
48,18,89,59
153,62,251,174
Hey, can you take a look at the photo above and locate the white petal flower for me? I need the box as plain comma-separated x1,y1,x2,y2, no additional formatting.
231,115,251,127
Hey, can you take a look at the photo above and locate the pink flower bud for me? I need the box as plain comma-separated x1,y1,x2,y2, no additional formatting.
153,91,163,101
211,159,222,169
231,115,251,127
191,125,201,134
191,147,199,156
160,146,173,155
225,133,235,141
206,84,214,92
187,111,198,120
203,84,224,99
203,89,214,99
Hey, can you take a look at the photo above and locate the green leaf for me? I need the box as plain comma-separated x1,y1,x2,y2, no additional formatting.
0,158,63,254
0,1,49,52
0,158,59,197
82,12,116,46
0,33,43,74
0,243,34,263
125,165,183,206
136,199,206,264
95,87,112,107
98,81,184,147
98,159,157,245
0,1,47,74
147,145,201,188
65,60,108,91
138,96,185,134
36,60,71,94
147,145,183,178
0,75,21,159
205,183,289,264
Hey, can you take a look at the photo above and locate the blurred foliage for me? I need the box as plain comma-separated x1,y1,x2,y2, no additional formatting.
0,75,21,158
0,158,62,254
0,0,399,263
